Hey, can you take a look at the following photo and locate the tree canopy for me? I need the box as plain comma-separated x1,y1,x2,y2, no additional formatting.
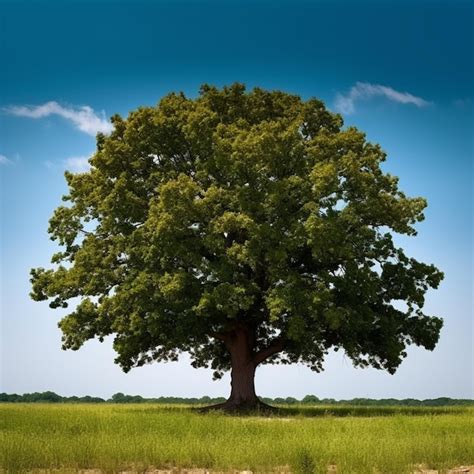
31,83,443,409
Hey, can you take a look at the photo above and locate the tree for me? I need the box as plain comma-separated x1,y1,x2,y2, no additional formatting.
31,84,443,411
302,395,320,404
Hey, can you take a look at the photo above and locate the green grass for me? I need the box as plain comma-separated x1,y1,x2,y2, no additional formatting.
0,404,472,473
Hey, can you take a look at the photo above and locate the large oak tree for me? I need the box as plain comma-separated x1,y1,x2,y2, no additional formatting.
31,84,443,410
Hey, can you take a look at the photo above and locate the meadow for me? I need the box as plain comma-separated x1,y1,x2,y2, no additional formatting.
0,404,473,473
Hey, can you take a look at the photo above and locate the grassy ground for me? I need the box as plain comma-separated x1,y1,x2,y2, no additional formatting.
0,404,472,473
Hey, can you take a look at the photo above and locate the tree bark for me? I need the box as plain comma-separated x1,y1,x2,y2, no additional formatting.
216,326,256,410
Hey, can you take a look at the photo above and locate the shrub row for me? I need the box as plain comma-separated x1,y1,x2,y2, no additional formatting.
0,391,472,406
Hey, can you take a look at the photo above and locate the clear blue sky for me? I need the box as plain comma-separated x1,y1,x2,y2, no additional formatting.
1,0,472,400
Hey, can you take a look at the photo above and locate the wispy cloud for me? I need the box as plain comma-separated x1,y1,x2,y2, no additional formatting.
63,155,91,172
0,154,12,165
4,101,113,136
45,154,92,173
334,82,431,114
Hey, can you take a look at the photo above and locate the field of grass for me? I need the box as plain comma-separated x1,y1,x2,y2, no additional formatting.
0,403,473,473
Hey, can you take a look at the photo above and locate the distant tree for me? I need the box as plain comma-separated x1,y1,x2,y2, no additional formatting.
79,395,106,403
110,392,126,403
31,84,443,411
302,395,320,404
0,393,20,402
110,392,142,403
41,391,63,402
22,391,62,403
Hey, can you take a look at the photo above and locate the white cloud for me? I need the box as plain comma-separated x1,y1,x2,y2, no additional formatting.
0,154,12,165
44,154,92,173
63,155,91,172
4,101,113,136
334,82,431,114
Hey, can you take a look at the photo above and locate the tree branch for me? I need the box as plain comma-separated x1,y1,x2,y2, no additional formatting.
253,338,286,366
210,331,231,343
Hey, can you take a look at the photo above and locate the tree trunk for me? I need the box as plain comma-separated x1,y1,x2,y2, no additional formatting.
202,327,263,411
228,349,257,408
200,327,283,412
220,326,258,410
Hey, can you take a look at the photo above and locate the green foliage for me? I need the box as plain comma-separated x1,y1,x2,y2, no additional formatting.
31,83,443,376
110,392,144,403
0,392,105,403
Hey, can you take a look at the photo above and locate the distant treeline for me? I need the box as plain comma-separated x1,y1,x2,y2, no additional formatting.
0,391,472,406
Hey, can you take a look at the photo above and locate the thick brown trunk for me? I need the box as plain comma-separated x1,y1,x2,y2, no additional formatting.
228,354,257,407
200,327,283,412
225,327,258,408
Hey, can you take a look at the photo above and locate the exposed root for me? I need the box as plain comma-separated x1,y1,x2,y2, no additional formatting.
196,398,279,415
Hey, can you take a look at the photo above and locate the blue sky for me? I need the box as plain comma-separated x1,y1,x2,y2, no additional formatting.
1,0,472,399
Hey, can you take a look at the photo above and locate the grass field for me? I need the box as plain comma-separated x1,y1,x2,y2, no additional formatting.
0,404,473,473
